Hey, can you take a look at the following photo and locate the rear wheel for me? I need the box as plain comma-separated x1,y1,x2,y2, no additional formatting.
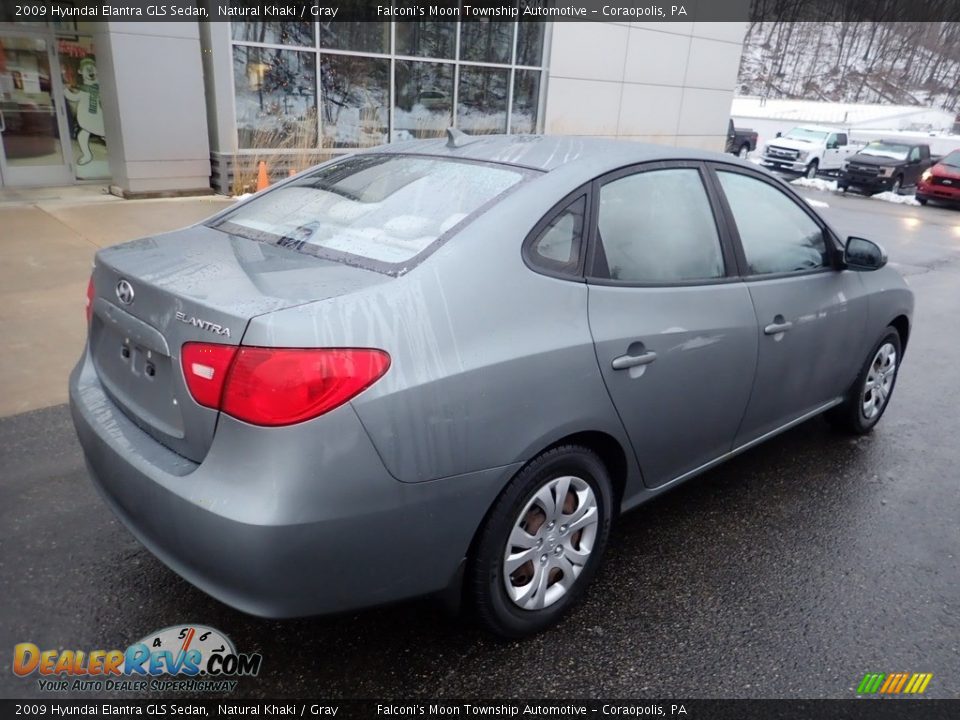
827,328,902,434
468,445,613,638
805,160,819,179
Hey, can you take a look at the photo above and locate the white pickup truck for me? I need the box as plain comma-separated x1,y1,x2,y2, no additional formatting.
759,125,859,178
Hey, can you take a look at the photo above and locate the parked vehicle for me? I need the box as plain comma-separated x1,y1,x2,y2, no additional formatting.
759,125,858,178
726,118,758,158
70,135,913,638
916,149,960,206
838,140,935,195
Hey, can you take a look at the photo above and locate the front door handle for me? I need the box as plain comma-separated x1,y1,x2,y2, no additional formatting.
764,318,793,335
612,351,657,370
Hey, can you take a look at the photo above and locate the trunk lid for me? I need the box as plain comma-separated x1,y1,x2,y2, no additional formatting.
88,225,390,462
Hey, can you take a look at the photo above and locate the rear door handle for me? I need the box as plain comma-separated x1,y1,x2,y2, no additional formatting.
612,351,657,370
764,319,793,335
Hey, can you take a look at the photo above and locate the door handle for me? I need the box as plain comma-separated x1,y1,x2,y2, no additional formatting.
612,351,657,370
764,319,793,335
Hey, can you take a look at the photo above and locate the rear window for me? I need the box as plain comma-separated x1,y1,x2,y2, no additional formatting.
211,154,527,275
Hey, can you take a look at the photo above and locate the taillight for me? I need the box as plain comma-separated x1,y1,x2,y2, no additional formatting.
181,344,390,427
181,343,238,409
85,276,95,324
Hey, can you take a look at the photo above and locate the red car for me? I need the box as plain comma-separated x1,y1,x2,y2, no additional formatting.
916,150,960,205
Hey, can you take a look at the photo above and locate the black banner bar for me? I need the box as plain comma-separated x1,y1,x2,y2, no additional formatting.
1,699,959,719
4,0,960,23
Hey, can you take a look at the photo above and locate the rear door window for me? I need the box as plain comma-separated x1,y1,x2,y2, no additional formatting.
211,154,528,275
592,167,726,284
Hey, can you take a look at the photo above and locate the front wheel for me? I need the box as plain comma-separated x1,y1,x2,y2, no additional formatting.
917,196,928,206
468,445,613,638
827,328,902,434
891,175,903,194
805,160,819,179
738,143,750,159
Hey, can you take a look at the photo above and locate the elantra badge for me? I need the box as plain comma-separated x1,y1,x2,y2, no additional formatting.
116,279,135,305
175,311,231,338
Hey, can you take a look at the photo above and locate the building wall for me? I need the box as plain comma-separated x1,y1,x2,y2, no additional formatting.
93,22,211,196
543,22,747,151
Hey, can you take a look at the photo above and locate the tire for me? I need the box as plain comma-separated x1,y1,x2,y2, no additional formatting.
468,445,613,638
917,197,928,206
738,143,750,159
837,182,848,193
805,160,819,179
891,175,903,194
826,327,902,434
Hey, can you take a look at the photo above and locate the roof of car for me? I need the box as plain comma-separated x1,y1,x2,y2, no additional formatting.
792,125,845,133
365,134,744,173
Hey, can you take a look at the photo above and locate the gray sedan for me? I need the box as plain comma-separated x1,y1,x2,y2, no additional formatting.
70,134,913,637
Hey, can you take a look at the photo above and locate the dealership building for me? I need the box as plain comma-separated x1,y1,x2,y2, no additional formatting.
0,17,746,195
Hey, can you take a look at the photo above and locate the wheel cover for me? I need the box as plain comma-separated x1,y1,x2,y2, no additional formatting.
861,342,897,420
502,475,599,611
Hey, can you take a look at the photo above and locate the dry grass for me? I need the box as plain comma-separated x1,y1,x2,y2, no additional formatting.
231,114,334,196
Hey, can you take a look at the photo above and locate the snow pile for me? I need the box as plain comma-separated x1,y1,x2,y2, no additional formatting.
870,191,921,206
804,198,830,208
791,177,838,192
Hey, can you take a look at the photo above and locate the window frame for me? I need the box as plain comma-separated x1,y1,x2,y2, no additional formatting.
583,160,741,288
522,187,592,281
705,162,844,282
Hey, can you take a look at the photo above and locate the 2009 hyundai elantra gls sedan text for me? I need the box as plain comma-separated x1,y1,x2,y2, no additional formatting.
70,134,913,637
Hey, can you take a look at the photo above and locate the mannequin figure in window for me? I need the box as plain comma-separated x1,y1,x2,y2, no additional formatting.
63,57,104,165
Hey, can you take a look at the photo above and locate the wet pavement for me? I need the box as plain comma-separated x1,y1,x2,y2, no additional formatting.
1,190,958,700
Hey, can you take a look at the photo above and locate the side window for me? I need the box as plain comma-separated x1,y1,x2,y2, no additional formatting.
827,133,838,147
909,146,920,162
594,168,724,283
837,133,848,146
717,171,829,276
527,195,586,275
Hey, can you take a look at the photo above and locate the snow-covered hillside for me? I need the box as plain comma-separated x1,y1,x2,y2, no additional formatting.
738,22,960,114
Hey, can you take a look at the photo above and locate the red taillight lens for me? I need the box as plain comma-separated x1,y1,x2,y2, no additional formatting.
181,343,239,409
85,276,95,325
181,344,390,427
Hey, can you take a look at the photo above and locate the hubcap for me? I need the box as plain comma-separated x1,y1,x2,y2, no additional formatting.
503,475,599,611
861,342,897,420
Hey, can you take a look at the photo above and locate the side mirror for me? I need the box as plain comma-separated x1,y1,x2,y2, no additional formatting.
826,142,838,149
844,237,887,271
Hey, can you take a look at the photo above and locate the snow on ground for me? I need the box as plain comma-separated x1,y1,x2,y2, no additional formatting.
804,198,830,208
790,177,922,206
234,193,254,201
791,177,838,192
869,191,921,206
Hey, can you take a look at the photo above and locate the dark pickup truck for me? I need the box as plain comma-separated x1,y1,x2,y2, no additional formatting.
726,119,758,158
838,140,936,195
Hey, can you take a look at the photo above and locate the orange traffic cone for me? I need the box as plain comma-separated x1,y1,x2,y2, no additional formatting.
256,161,269,191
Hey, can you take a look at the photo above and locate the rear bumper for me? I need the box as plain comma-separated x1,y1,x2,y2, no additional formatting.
69,349,515,618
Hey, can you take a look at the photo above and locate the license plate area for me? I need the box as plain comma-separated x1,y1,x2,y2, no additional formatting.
90,315,185,440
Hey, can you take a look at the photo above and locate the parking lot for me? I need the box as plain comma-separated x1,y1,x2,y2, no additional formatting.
1,188,958,699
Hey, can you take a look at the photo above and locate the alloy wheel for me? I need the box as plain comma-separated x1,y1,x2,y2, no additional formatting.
502,475,599,611
861,342,897,420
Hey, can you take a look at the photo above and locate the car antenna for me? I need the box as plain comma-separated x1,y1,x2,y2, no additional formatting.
446,127,476,148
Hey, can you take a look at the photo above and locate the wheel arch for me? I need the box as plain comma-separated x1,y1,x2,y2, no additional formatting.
890,314,910,354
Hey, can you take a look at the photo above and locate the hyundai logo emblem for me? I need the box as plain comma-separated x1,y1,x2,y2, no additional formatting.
116,279,135,305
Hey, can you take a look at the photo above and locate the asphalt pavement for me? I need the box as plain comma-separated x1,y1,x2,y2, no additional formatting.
1,189,958,700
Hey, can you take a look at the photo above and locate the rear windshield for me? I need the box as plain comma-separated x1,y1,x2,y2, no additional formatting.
211,154,527,275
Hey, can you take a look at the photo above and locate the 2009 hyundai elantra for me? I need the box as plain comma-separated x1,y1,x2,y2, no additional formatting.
70,133,913,637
